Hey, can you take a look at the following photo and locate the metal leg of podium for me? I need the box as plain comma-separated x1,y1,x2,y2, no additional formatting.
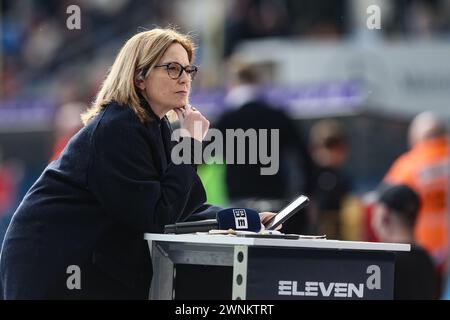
232,245,248,300
149,242,174,300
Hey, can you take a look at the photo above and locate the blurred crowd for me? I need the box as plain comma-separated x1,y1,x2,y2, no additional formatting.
1,0,450,299
1,0,173,102
3,0,450,100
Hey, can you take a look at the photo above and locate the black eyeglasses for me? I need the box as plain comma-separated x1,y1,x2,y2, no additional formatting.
154,62,198,80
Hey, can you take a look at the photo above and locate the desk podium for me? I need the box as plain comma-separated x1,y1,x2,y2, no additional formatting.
144,233,410,300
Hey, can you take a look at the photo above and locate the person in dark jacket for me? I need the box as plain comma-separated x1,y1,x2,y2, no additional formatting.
371,184,438,299
213,62,315,234
0,28,274,300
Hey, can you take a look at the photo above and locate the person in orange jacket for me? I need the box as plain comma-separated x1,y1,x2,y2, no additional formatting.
384,111,450,294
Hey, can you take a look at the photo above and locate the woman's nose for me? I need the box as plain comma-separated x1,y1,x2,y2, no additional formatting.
178,69,191,83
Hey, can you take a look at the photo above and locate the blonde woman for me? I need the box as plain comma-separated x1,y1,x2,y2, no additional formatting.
0,28,226,299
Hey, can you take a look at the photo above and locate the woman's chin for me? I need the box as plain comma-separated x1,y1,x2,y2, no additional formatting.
173,100,188,109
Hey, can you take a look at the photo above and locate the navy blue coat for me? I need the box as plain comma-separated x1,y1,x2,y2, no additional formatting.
0,100,220,299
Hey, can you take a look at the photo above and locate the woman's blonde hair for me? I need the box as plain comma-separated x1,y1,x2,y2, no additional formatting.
81,27,195,124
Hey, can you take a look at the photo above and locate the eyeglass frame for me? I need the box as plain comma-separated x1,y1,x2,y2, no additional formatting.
153,62,198,80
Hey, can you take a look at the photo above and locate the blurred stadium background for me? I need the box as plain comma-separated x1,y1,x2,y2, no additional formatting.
1,0,450,283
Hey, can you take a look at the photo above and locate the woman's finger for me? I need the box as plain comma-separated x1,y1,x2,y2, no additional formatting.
174,108,184,121
259,212,276,225
174,108,183,117
185,104,200,114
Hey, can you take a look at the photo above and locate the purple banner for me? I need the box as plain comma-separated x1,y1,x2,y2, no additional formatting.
191,80,365,120
0,99,56,130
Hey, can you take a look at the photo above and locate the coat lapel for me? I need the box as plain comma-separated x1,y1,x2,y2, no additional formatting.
160,117,175,162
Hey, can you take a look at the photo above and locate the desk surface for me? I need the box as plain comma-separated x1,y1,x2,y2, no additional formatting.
144,233,410,252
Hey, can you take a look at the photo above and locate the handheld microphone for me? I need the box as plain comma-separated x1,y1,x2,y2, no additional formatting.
164,219,217,234
164,208,261,234
216,208,261,233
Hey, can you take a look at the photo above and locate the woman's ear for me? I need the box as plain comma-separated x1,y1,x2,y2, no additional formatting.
135,74,146,91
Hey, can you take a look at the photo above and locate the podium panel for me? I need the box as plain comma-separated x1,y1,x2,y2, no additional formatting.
144,234,409,300
245,247,394,299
